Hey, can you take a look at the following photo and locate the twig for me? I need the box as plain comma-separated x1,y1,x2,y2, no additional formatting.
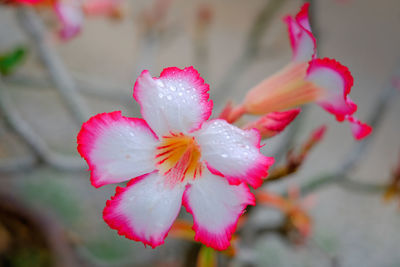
192,5,213,77
0,155,37,173
271,0,318,164
3,72,131,103
213,0,288,107
133,33,160,79
338,177,385,194
15,7,90,124
0,81,85,171
272,106,309,164
72,72,131,103
298,62,400,195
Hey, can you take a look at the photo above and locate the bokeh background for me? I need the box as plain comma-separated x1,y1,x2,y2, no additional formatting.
0,0,399,266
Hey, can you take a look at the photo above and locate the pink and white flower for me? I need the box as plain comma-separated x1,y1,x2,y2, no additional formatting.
77,67,274,250
10,0,122,41
243,109,301,139
240,3,371,140
54,1,84,40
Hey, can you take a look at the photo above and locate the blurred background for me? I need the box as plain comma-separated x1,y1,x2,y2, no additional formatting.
0,0,399,266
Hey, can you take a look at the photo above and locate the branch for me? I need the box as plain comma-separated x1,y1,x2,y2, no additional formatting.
298,62,400,195
338,177,386,194
15,7,90,124
0,155,37,173
72,72,131,103
272,106,309,164
3,72,131,103
0,81,85,171
213,0,288,106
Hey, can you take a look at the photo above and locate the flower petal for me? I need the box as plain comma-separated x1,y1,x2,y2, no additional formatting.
183,169,255,250
83,0,121,16
244,108,301,139
54,1,83,40
77,111,158,188
194,119,274,189
243,63,321,115
103,171,186,248
133,67,213,137
306,58,357,121
14,0,42,4
284,3,316,62
345,115,372,140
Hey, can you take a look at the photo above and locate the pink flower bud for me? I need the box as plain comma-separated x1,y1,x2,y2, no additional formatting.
244,109,301,139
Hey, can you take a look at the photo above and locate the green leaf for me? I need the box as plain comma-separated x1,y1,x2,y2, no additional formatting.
0,47,27,76
197,246,217,267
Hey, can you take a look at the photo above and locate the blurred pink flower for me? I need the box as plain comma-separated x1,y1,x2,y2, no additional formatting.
77,67,274,250
13,0,43,4
7,0,122,40
54,1,83,40
241,3,371,140
244,109,301,139
82,0,122,17
257,186,315,244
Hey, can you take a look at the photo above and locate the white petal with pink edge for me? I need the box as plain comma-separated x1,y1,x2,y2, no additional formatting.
345,115,372,140
284,3,316,63
103,171,186,248
183,169,255,250
133,67,213,137
194,119,274,189
306,58,357,121
77,111,158,188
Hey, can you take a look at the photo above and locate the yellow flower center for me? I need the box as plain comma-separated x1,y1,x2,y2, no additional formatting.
156,133,203,185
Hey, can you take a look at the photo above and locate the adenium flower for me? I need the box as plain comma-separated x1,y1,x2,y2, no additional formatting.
54,1,83,40
55,0,122,40
267,125,326,181
233,3,371,140
243,108,301,139
77,67,274,250
9,0,121,40
82,0,122,17
12,0,42,4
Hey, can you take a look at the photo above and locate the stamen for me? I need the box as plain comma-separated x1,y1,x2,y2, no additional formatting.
156,133,203,185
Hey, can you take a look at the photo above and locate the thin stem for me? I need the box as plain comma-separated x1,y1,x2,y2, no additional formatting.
338,177,386,194
0,81,85,171
272,106,309,164
214,0,288,107
0,155,37,173
340,73,399,175
298,62,400,194
3,72,130,103
16,7,90,124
